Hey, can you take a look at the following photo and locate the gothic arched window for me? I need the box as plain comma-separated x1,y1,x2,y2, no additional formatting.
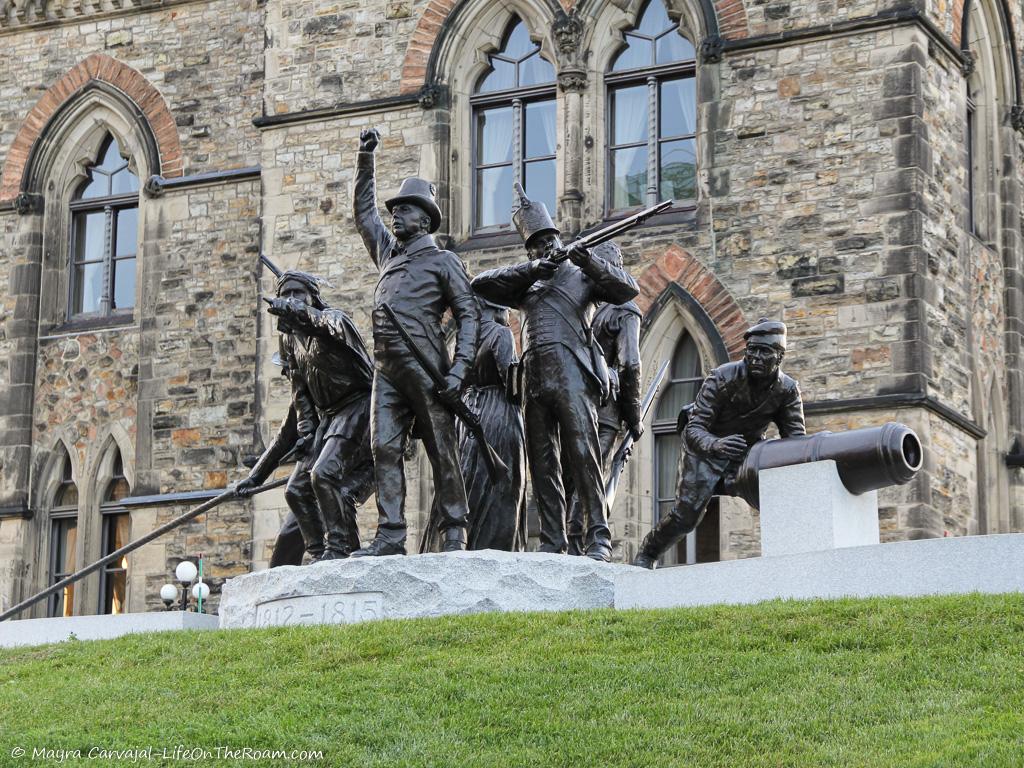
652,330,719,565
606,0,697,213
70,133,139,318
99,450,131,614
472,18,557,230
48,450,79,617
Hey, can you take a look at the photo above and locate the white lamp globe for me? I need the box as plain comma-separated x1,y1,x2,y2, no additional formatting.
192,582,211,601
175,561,198,583
160,583,178,602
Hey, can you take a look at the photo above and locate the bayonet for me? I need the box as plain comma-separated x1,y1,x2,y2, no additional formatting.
605,359,671,504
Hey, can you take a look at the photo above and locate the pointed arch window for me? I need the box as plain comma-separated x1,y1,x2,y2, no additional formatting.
606,0,697,213
652,331,719,565
48,451,79,617
99,451,131,614
961,0,1019,242
472,18,557,230
69,134,139,318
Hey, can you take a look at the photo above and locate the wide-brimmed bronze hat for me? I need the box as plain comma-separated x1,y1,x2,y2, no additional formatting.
744,317,787,350
511,182,559,246
385,177,442,233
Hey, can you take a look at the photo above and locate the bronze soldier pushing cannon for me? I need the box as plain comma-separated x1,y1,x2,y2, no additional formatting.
634,317,923,568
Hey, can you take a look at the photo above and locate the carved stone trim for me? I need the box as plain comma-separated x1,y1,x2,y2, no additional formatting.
14,192,43,215
552,10,584,56
700,35,725,64
144,175,165,198
960,49,976,78
1011,105,1024,134
558,70,588,92
0,0,188,31
417,84,446,110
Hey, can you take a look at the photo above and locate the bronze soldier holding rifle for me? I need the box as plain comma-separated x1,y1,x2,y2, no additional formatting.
236,270,375,562
472,185,641,561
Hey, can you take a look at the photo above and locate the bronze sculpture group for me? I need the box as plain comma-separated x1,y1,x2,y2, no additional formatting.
237,127,809,569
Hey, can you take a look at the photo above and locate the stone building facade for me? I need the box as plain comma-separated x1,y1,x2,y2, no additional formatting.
0,0,1021,616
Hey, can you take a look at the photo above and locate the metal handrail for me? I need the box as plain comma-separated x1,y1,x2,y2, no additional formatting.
0,477,288,623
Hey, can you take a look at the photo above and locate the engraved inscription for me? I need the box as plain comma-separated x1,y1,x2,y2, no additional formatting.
255,592,385,628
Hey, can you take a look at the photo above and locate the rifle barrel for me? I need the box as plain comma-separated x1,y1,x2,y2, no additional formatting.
552,199,672,262
259,253,283,278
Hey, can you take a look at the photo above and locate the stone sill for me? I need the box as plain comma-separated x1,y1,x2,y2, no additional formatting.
44,314,136,337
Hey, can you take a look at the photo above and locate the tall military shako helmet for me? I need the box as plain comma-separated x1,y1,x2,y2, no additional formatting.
743,317,787,351
385,178,443,234
511,182,559,248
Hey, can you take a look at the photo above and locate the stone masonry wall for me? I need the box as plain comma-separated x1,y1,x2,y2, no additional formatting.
0,0,265,180
262,0,431,116
1,0,1022,611
138,181,262,496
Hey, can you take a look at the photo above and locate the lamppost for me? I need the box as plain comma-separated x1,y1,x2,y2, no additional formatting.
160,555,210,613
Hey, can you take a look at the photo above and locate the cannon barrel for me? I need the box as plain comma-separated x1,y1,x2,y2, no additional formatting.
733,422,923,510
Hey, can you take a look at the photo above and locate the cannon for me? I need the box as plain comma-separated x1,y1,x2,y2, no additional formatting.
732,422,923,510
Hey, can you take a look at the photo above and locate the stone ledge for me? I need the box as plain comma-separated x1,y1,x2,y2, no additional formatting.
0,610,218,648
615,533,1024,609
0,0,197,32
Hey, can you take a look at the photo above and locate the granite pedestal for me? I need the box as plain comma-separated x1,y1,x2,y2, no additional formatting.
759,460,880,556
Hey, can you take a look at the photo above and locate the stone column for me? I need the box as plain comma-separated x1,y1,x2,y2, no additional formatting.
553,10,586,236
0,198,44,612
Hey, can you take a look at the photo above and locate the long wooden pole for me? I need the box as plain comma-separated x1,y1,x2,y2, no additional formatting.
0,477,288,622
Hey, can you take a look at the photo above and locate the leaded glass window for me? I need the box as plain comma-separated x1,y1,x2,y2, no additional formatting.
69,134,139,318
48,451,78,618
472,19,556,230
607,0,697,213
100,452,131,615
652,331,718,565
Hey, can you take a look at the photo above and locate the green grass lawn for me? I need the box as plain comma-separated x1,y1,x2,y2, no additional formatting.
1,594,1022,767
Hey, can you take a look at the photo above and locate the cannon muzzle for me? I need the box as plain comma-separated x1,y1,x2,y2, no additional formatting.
733,422,923,510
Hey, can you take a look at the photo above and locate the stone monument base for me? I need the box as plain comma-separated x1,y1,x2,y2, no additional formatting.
759,460,880,556
615,533,1024,609
219,534,1024,629
219,550,636,630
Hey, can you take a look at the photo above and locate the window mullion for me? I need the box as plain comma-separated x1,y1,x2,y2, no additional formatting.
101,206,114,315
513,98,524,187
646,76,659,206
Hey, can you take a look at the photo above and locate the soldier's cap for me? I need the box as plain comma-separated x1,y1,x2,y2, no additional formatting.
511,182,559,247
276,270,329,309
385,177,442,234
744,317,787,350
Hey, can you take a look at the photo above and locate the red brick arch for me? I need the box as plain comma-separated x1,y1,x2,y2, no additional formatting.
714,0,749,39
952,0,965,45
0,53,183,203
400,0,460,94
399,0,749,95
636,244,746,357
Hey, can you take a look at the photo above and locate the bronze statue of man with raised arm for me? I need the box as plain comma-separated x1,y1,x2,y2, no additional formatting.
352,128,480,556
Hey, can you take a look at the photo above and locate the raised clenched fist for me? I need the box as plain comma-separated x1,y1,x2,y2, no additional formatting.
359,128,381,153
